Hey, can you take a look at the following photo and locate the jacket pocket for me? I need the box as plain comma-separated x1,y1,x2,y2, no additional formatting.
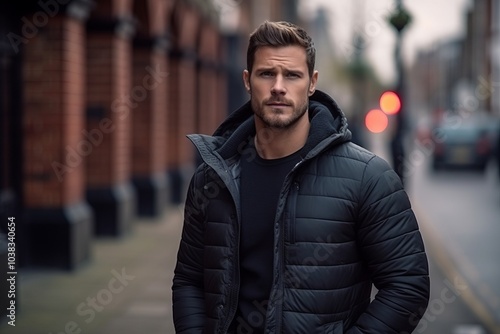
322,320,343,334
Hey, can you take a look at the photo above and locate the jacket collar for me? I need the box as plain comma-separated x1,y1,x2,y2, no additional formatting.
191,90,351,161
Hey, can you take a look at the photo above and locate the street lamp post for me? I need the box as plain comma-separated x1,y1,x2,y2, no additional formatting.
388,0,411,184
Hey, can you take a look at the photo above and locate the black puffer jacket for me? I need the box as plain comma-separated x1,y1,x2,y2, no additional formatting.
172,90,430,333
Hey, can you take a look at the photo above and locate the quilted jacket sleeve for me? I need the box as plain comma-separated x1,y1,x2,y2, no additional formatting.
172,168,206,333
347,156,430,334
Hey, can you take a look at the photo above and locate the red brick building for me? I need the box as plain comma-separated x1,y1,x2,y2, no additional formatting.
0,0,228,270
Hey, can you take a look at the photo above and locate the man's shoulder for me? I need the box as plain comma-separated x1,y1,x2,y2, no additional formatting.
319,141,394,175
324,141,376,164
315,142,402,194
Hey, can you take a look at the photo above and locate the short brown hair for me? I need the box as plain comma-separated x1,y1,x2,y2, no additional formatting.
247,21,316,77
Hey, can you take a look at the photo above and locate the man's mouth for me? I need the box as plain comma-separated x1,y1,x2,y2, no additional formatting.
267,101,290,107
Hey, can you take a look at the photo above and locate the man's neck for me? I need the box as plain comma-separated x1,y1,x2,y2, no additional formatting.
254,118,310,160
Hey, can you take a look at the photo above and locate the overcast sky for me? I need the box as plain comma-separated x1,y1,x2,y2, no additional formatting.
298,0,472,84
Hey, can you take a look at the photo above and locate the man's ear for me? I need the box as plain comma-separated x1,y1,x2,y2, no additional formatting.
243,70,250,93
308,70,319,96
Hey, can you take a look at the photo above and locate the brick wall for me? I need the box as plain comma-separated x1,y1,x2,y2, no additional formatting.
85,33,113,187
197,22,222,135
167,3,200,168
23,16,86,208
166,58,180,168
86,29,132,187
177,58,197,166
150,51,168,173
217,35,229,123
131,47,168,175
113,37,133,184
22,0,228,208
11,0,229,268
131,48,153,175
91,0,131,18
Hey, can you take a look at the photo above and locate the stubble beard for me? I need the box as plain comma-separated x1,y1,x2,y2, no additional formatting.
252,96,309,130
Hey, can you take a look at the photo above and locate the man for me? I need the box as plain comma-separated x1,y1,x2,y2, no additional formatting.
172,21,430,333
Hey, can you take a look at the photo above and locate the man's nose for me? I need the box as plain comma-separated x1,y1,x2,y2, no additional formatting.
271,75,286,95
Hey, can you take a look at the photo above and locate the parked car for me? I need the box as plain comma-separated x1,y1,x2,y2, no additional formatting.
431,116,494,172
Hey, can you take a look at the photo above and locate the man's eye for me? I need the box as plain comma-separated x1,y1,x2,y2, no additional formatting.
287,72,300,78
260,71,274,77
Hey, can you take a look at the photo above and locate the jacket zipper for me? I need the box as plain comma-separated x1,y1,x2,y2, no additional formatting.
221,168,241,334
285,160,303,246
274,161,303,333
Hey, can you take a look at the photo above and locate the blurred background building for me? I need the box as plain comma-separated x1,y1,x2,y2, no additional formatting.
410,0,500,124
0,0,232,271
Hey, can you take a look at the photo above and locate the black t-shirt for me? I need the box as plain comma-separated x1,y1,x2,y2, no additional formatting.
232,139,302,333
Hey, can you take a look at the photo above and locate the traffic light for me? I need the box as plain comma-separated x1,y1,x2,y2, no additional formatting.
365,109,388,133
379,91,401,115
365,91,401,133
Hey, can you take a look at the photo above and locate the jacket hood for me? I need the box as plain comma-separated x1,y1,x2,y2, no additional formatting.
197,89,351,160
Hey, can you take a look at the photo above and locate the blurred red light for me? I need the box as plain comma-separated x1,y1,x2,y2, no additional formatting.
365,109,388,133
380,91,401,115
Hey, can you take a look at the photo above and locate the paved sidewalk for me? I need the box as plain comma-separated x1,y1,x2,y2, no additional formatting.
1,205,184,334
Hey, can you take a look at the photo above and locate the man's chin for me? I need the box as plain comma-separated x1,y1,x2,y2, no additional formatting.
262,116,293,129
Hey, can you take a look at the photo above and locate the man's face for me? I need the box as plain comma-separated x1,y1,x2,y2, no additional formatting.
243,45,318,130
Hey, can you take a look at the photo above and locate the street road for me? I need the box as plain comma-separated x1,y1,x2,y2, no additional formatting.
370,133,500,334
